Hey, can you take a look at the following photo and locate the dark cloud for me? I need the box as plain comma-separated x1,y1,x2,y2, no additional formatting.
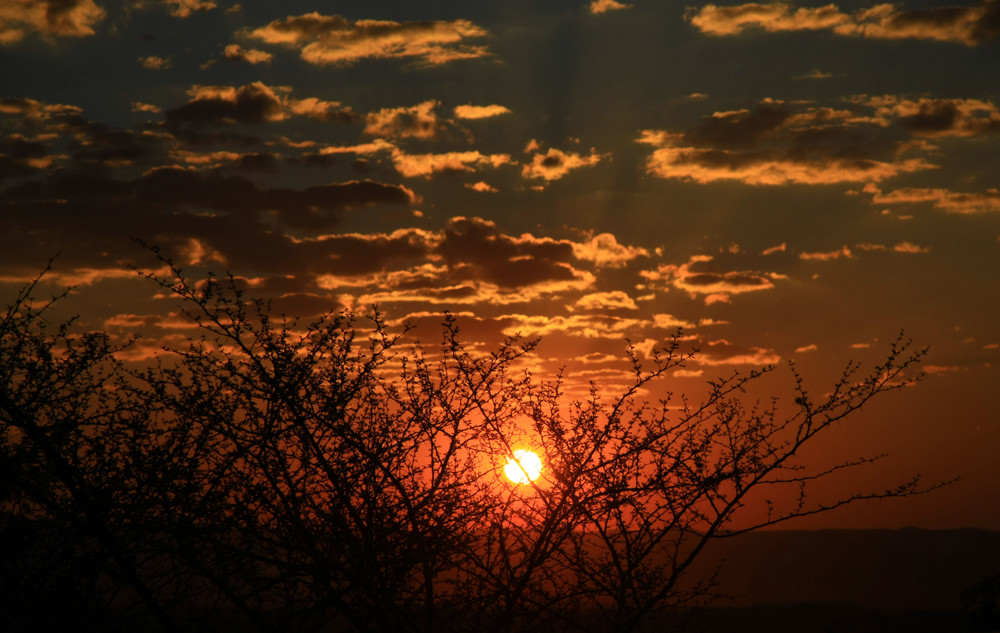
0,168,418,274
246,13,490,66
438,217,581,288
165,83,285,127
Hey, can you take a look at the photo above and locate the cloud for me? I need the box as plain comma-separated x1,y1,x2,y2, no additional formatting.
686,1,1000,46
799,246,854,261
246,13,490,66
856,241,931,254
453,104,511,119
165,0,217,19
867,184,1000,214
686,3,850,35
639,99,934,185
590,0,633,15
365,101,453,140
139,55,172,70
795,68,833,80
0,0,104,43
850,95,1000,137
223,44,273,64
522,146,604,181
0,168,419,277
466,181,498,193
569,291,638,312
571,232,649,268
390,149,511,178
132,102,162,113
438,217,590,289
641,254,781,301
165,82,357,127
695,338,782,366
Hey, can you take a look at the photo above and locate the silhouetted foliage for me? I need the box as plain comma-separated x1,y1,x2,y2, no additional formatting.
0,257,938,633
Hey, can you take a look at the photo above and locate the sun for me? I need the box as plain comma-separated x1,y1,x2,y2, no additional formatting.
503,449,543,484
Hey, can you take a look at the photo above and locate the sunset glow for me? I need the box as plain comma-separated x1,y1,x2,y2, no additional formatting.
0,0,997,532
503,450,543,484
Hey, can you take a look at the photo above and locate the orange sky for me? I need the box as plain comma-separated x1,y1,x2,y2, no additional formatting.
1,0,998,529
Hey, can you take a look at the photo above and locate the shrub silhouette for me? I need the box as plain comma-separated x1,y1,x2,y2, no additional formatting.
0,259,936,633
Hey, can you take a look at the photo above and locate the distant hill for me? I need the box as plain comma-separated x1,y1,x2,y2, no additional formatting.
689,528,1000,612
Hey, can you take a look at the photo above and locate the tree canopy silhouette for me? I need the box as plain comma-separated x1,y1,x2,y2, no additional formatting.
0,257,937,633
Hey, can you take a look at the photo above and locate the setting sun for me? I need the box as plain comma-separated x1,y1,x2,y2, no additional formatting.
503,449,543,484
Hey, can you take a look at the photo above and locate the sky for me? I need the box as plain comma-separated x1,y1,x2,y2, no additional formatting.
1,0,998,530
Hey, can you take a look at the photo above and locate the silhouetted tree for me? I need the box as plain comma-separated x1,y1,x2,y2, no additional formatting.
0,257,937,633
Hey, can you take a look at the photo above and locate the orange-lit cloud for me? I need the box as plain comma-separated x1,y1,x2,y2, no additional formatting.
139,55,172,70
390,149,511,178
851,95,1000,137
687,3,849,35
466,181,498,193
856,241,931,254
247,13,490,66
641,254,781,301
799,246,854,261
571,232,649,268
696,338,782,366
639,99,935,185
365,101,453,139
165,0,217,19
223,44,273,64
590,0,633,15
522,145,604,181
165,82,358,127
453,104,511,119
0,0,104,44
687,1,1000,45
569,291,639,312
867,184,1000,214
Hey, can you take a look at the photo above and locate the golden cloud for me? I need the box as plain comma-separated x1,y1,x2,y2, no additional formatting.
687,1,1000,46
868,184,1000,214
224,44,273,64
365,101,448,139
1,0,104,43
390,149,511,178
571,232,649,268
521,147,604,181
590,0,633,15
453,104,512,119
247,13,490,66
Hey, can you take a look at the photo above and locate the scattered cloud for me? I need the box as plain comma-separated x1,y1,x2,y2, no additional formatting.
851,95,1000,138
223,44,273,64
590,0,633,15
390,149,511,178
570,291,638,311
165,82,358,128
856,241,931,254
466,181,498,193
686,1,1000,46
867,184,1000,214
165,0,218,19
365,101,455,140
522,145,604,181
639,99,935,185
800,246,854,261
641,254,781,302
571,232,649,268
0,0,104,43
139,55,172,70
132,102,162,113
247,13,491,66
795,68,833,80
453,104,511,119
